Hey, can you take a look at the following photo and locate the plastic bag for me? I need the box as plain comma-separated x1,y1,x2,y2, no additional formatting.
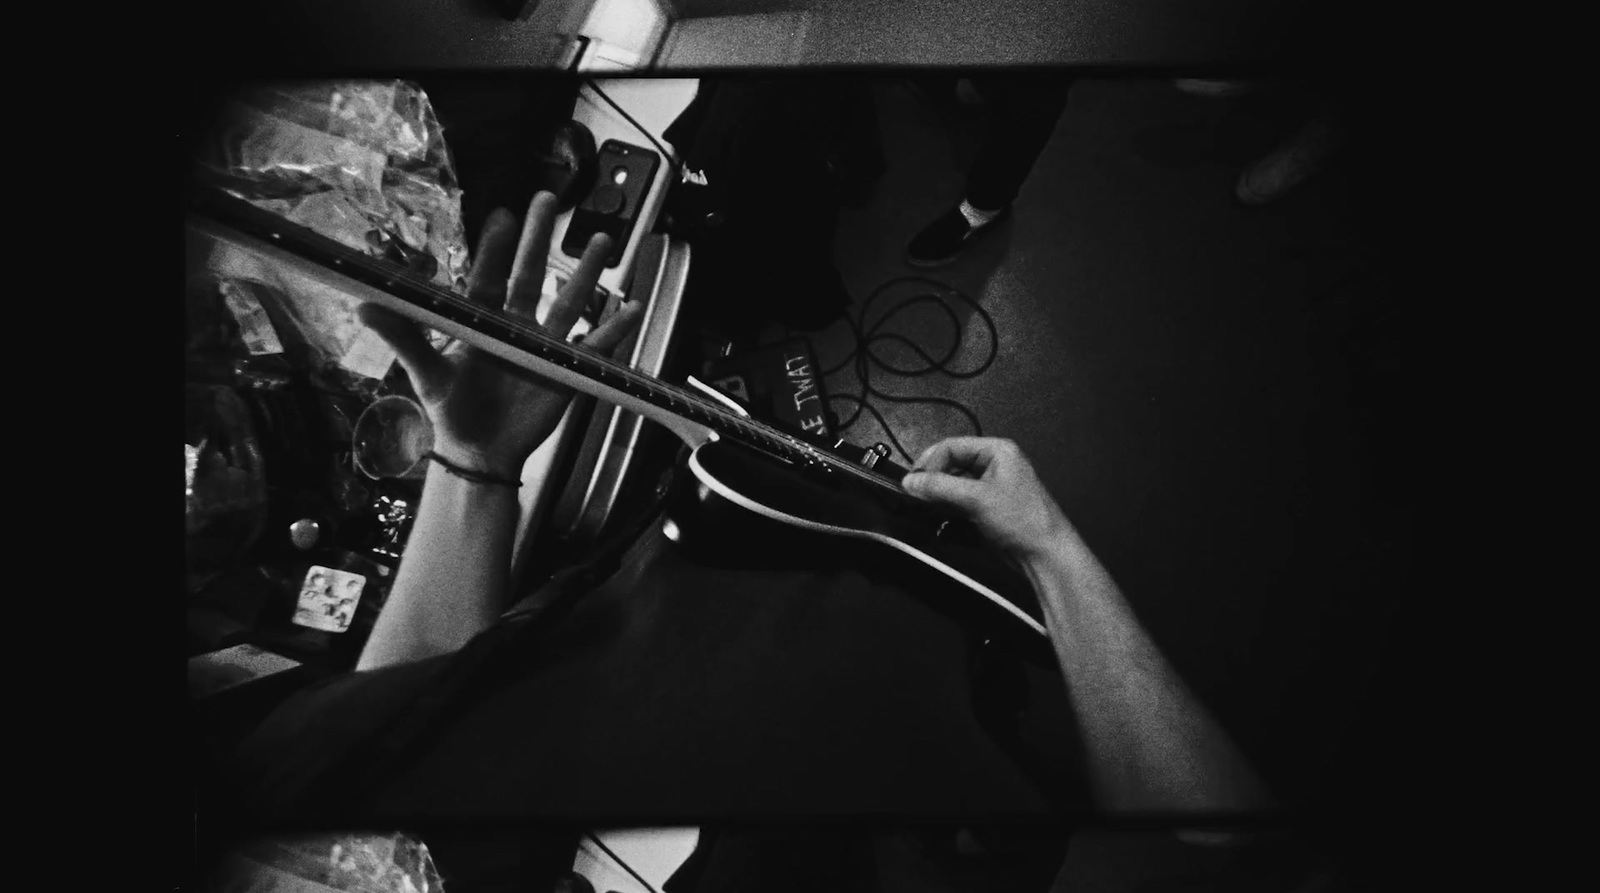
195,80,470,389
211,833,447,893
206,80,469,289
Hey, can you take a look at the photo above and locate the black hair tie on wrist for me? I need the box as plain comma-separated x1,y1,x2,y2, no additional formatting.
425,451,523,488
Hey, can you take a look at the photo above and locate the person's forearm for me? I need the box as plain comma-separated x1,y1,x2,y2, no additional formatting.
356,463,521,672
1024,530,1275,815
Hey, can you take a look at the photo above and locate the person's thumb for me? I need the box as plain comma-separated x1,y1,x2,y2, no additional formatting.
902,470,987,513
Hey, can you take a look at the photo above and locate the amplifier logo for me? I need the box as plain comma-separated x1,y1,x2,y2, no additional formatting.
786,353,827,434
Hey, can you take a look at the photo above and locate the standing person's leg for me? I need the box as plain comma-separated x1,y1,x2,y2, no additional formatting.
963,74,1073,212
906,74,1072,267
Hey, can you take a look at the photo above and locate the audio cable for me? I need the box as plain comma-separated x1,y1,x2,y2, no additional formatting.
772,274,999,465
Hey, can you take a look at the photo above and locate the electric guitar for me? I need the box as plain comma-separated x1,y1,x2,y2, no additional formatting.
187,185,1050,643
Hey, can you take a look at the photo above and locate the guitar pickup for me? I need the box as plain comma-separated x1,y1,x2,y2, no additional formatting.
859,442,890,471
853,442,908,481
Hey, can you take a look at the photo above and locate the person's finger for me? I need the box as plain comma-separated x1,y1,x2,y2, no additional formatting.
465,208,519,306
506,192,561,315
577,300,647,355
545,232,614,338
901,470,988,512
914,436,1006,476
357,304,449,394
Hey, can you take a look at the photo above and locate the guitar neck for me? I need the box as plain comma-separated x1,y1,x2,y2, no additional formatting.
187,185,907,496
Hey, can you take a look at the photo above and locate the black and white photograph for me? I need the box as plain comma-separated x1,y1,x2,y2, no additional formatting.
181,2,1415,890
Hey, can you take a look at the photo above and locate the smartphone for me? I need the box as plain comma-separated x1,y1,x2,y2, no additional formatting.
562,139,662,269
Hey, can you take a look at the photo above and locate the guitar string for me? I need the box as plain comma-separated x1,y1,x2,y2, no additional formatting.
369,247,1039,617
414,281,896,485
198,189,1042,626
209,189,912,498
467,295,915,497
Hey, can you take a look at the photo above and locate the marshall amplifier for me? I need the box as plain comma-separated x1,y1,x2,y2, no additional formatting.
702,337,835,444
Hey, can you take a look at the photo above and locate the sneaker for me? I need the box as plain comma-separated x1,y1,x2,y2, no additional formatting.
1236,115,1339,206
905,204,1010,267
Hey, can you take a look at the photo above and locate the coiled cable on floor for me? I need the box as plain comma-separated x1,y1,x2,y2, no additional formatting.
780,275,999,464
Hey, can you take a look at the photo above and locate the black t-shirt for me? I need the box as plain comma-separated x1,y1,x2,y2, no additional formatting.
220,515,1080,828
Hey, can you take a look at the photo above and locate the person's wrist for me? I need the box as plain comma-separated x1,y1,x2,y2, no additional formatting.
427,440,524,482
1013,511,1081,570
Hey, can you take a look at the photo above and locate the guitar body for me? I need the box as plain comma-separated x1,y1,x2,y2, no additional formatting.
672,438,1051,647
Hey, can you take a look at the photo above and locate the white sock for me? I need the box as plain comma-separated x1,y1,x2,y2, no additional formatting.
958,199,1002,229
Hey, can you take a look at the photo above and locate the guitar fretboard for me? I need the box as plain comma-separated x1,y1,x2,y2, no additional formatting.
190,185,911,498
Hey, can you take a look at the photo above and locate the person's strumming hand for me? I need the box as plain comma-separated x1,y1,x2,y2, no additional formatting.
358,191,644,480
905,437,1279,816
900,437,1073,562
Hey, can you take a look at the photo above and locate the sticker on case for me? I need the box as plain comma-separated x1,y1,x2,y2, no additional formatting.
292,565,367,633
